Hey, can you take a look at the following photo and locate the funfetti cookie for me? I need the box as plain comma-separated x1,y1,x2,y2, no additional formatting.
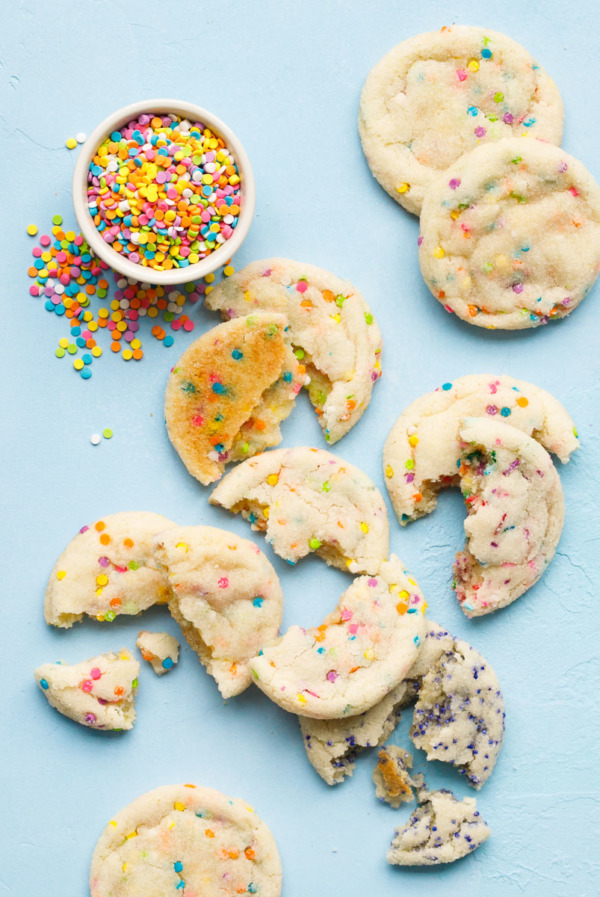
383,374,578,525
153,526,283,698
205,259,382,444
164,312,304,486
454,417,565,617
210,446,389,574
44,512,174,628
358,26,563,216
90,784,282,897
419,138,600,328
387,785,491,866
136,631,180,675
249,555,426,719
35,649,139,731
410,632,505,789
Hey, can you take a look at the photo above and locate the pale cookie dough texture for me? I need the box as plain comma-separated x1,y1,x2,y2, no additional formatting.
372,745,417,808
300,621,504,788
210,446,389,574
358,25,563,215
136,631,180,675
419,138,600,328
387,786,491,866
384,373,578,525
153,526,283,698
249,555,426,719
205,258,382,443
164,312,304,486
454,418,565,617
35,649,139,731
44,511,174,628
90,784,282,897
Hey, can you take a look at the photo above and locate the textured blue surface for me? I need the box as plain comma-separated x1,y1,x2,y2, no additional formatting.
2,2,599,895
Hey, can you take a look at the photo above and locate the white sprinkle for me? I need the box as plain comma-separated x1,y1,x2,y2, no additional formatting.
90,433,101,445
76,132,87,144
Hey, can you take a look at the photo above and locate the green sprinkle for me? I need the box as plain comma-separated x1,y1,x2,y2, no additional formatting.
294,348,305,360
52,214,63,226
322,481,331,492
364,312,373,325
309,538,322,550
102,428,113,439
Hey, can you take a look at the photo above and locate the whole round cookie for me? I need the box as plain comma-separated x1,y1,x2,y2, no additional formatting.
164,312,304,485
210,446,389,574
153,525,284,698
383,373,578,525
205,259,382,444
249,555,427,719
90,784,282,897
358,26,563,215
454,417,565,616
44,512,174,628
419,138,600,328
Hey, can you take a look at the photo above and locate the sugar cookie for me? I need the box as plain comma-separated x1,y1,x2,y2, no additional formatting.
372,745,417,808
44,512,174,628
359,26,563,215
90,784,282,897
383,374,578,525
205,259,382,443
454,417,564,617
411,631,505,788
419,138,600,327
154,526,283,698
387,786,490,865
249,555,426,719
136,631,180,675
164,313,304,485
35,649,139,730
210,446,389,574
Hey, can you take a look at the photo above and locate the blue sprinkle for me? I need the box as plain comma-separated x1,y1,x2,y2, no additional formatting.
442,382,453,391
252,597,264,608
467,106,478,117
481,48,492,58
80,368,92,380
174,861,183,873
523,118,536,127
231,349,243,360
500,407,511,417
163,335,174,347
40,679,49,690
162,658,174,670
283,371,292,382
212,382,226,395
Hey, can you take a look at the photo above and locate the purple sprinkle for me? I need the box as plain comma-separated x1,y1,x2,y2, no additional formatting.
417,236,423,246
503,459,520,476
98,556,110,567
512,283,524,294
85,713,97,724
503,113,514,125
97,698,108,706
406,472,415,484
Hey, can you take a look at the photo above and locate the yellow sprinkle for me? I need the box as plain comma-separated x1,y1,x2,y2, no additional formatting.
408,435,419,447
95,588,104,598
434,246,445,259
296,694,307,705
450,209,461,220
385,465,394,478
263,507,270,519
330,313,341,324
396,182,410,194
125,831,137,840
408,578,417,586
175,542,189,552
399,590,409,600
56,570,66,581
96,574,109,586
174,802,185,812
360,522,369,533
204,272,215,283
119,652,130,661
65,137,77,149
27,224,38,236
467,58,479,72
122,864,128,873
266,474,279,486
96,613,105,621
364,648,374,661
108,820,117,827
92,346,103,358
223,265,235,277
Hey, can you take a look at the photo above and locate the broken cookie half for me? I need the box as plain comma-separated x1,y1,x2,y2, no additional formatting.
164,312,305,486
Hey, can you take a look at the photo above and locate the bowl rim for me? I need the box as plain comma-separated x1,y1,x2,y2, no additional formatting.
72,98,255,285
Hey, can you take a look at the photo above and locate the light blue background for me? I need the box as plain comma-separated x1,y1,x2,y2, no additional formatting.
1,2,599,895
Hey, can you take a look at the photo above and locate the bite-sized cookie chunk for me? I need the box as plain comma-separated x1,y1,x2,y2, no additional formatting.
359,26,563,215
300,680,413,786
454,418,565,617
35,649,139,731
90,784,282,897
210,446,389,574
387,786,490,865
164,313,304,485
373,745,417,808
384,374,578,525
419,139,600,328
205,259,382,443
411,634,505,788
300,622,454,785
44,512,175,628
136,631,180,675
154,526,283,698
249,555,426,719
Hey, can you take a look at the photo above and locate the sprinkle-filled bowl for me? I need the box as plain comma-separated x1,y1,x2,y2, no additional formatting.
72,99,255,285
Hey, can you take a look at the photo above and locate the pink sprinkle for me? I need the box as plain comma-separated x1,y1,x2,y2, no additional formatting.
348,623,359,635
405,472,415,484
262,268,272,277
80,525,90,534
183,320,194,332
559,161,568,172
90,667,102,680
192,414,204,427
40,235,51,247
98,556,110,567
326,671,338,683
80,679,93,693
475,126,486,138
512,283,524,294
368,578,378,587
449,178,461,190
296,281,308,293
569,186,580,197
456,69,467,82
486,405,498,415
417,236,423,246
503,113,514,125
218,577,229,589
85,713,97,724
341,608,353,622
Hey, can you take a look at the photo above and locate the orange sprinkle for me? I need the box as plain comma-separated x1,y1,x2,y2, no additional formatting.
99,533,111,545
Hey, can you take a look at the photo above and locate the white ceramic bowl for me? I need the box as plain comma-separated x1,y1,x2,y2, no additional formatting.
72,99,255,285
